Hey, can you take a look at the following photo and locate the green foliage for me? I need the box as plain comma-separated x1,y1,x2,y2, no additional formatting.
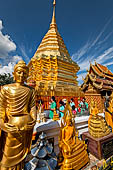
0,73,14,86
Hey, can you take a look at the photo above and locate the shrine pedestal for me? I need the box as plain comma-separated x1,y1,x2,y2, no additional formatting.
82,132,113,160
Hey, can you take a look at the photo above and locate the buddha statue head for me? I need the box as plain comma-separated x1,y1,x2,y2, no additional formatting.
13,60,29,84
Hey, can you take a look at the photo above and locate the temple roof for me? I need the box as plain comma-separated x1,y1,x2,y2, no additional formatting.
32,0,78,68
96,63,113,76
81,62,113,91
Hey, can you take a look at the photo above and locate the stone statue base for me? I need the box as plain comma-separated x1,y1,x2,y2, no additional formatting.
82,132,113,160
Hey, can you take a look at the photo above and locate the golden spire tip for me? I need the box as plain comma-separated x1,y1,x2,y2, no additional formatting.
51,0,56,25
53,0,56,5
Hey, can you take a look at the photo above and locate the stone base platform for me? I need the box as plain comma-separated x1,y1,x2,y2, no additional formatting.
82,131,113,160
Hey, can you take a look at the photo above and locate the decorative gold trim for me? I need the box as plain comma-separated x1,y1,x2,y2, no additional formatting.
81,84,88,90
85,94,101,96
93,82,103,89
89,74,96,82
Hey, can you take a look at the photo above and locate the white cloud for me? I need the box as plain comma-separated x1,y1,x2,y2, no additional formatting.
104,61,113,67
72,17,113,64
0,20,23,74
76,46,113,73
98,30,113,45
88,17,113,49
0,62,14,74
0,20,16,58
72,41,90,62
19,44,30,62
77,72,87,81
72,17,113,81
0,20,3,30
0,55,22,74
12,55,22,63
96,47,113,63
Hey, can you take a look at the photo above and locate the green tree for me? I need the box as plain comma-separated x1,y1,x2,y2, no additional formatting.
0,73,14,86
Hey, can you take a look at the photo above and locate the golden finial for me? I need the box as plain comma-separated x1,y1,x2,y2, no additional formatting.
53,0,56,5
51,0,56,25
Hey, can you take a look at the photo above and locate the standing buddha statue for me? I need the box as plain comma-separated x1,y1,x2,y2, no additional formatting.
0,60,37,169
59,104,89,170
88,100,98,126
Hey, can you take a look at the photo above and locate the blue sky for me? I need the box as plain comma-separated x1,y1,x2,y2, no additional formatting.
0,0,113,84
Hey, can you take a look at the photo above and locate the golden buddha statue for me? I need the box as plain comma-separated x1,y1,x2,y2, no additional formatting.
37,100,46,123
88,100,110,138
0,60,37,169
105,92,113,132
53,109,59,121
59,104,89,170
88,100,98,126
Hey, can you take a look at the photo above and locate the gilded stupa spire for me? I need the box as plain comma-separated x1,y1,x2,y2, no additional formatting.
33,0,79,69
28,0,80,97
51,0,56,25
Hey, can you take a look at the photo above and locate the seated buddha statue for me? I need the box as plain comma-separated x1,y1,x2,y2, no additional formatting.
59,104,89,170
88,100,98,126
88,100,110,138
0,60,37,169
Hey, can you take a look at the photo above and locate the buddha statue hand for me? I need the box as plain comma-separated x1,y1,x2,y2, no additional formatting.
0,120,18,133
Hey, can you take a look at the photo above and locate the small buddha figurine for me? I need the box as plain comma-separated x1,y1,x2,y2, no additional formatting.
37,100,46,123
0,60,37,169
88,100,98,125
53,109,59,121
90,101,98,116
88,100,110,138
59,106,89,170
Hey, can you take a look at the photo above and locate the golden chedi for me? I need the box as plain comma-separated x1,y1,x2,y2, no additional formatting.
88,100,110,138
28,0,80,99
59,103,89,170
0,60,37,169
